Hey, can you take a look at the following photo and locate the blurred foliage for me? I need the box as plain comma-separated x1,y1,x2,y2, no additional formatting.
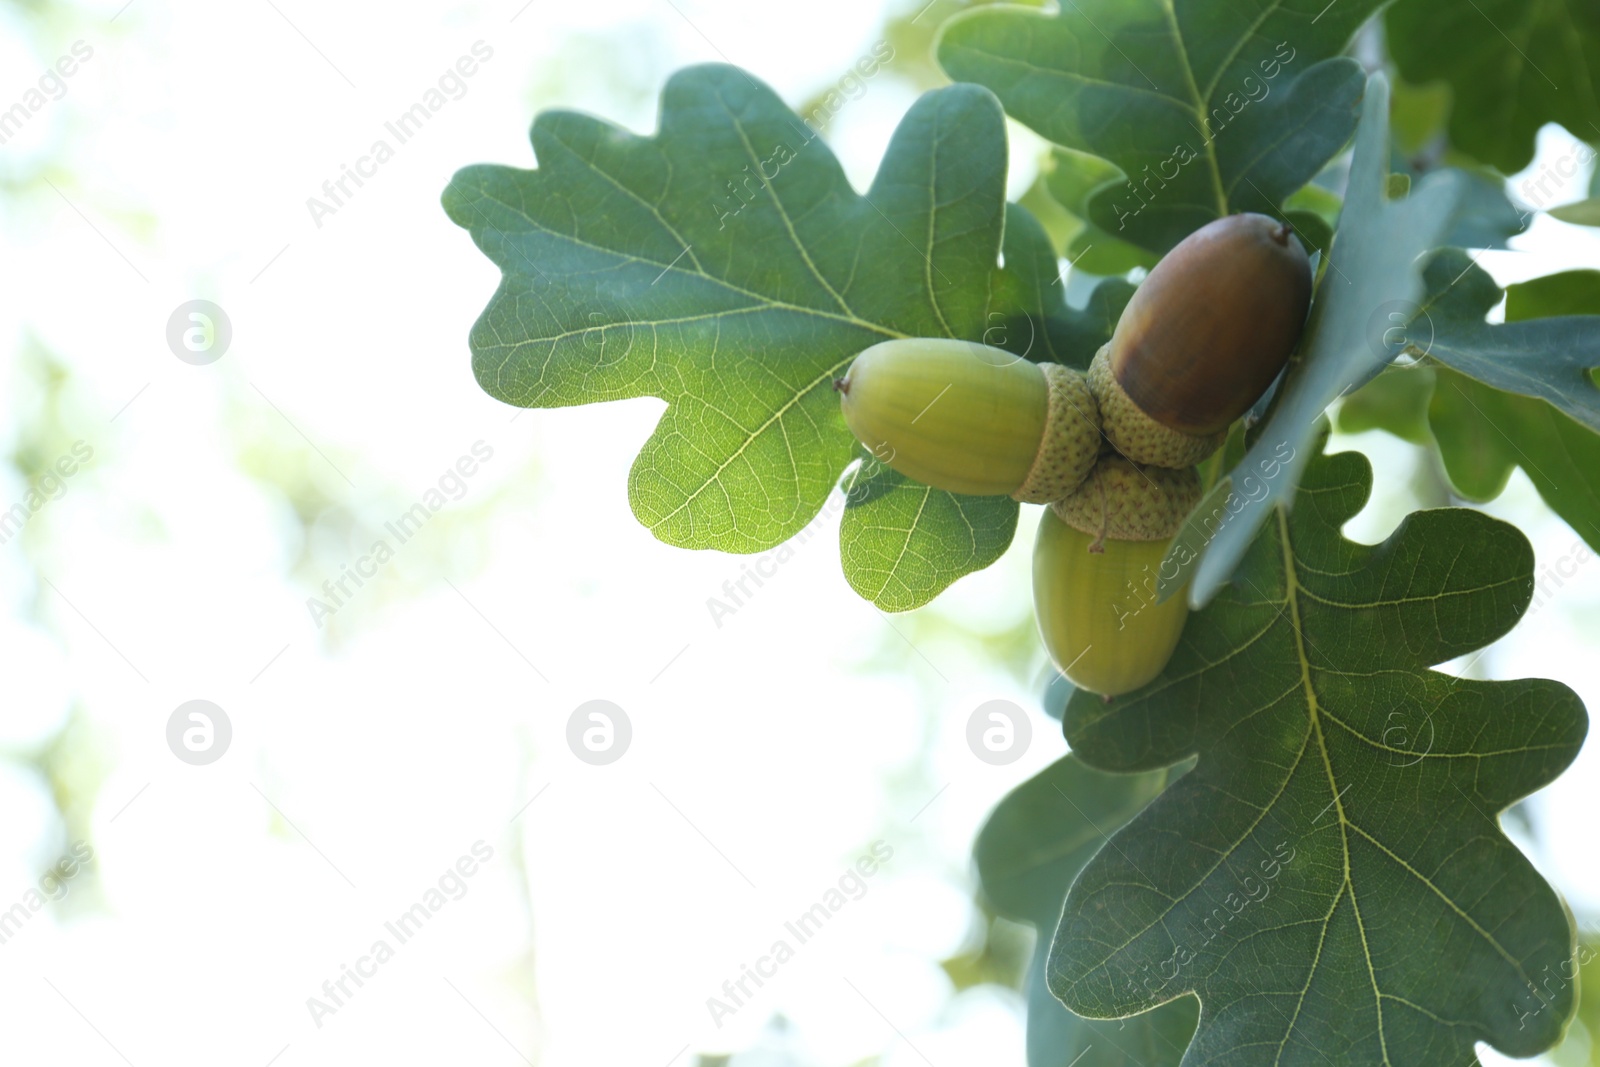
1041,149,1158,275
1389,76,1451,160
940,909,1033,993
1338,365,1434,446
1552,199,1600,226
224,374,534,647
2,338,111,906
1386,0,1600,174
523,25,676,134
1550,933,1600,1067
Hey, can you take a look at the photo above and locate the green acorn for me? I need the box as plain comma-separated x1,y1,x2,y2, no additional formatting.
1093,213,1313,468
1033,457,1199,697
837,339,1101,502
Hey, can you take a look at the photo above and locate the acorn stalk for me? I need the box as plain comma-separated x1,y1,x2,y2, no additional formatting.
837,338,1101,502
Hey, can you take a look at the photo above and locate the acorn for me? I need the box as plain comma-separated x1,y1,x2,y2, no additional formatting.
1033,457,1200,697
836,338,1101,502
1093,213,1313,468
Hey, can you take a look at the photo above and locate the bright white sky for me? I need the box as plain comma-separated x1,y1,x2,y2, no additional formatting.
0,2,1596,1066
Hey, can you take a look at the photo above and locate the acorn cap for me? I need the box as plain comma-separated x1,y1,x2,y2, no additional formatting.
1089,345,1224,468
1051,455,1200,546
1012,362,1101,504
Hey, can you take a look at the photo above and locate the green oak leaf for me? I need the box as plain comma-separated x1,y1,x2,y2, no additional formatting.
1415,251,1600,435
1179,75,1462,607
1284,182,1342,259
445,65,1030,608
1507,268,1600,321
1386,0,1600,173
1051,433,1587,1066
1428,268,1600,549
838,450,1018,611
1343,268,1600,551
1017,174,1083,260
976,755,1197,1067
1444,166,1533,249
937,0,1378,255
1431,369,1600,546
1282,209,1333,261
1285,180,1342,225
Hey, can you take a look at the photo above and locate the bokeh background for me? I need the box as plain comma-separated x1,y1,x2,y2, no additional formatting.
1,1,1597,1064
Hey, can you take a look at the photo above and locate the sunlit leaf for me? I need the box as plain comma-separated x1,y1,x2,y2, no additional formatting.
446,66,1020,606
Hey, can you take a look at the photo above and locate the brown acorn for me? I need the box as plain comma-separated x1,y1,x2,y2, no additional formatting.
1094,213,1312,467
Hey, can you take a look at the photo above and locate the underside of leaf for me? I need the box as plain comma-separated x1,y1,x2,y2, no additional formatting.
446,68,1127,608
444,66,1006,561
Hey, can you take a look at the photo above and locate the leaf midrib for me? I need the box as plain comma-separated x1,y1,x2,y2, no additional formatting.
1157,0,1230,218
716,94,859,321
1278,506,1394,1066
1274,506,1539,1064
